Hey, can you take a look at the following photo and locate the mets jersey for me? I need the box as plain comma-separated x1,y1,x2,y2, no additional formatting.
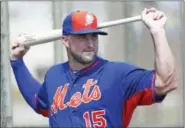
12,56,165,128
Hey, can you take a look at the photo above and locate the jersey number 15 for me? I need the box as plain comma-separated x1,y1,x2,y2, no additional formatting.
83,110,107,128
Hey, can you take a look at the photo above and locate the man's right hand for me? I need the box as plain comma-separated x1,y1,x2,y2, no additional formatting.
10,34,32,60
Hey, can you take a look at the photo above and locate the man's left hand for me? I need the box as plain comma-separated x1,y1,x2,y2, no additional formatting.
141,8,167,33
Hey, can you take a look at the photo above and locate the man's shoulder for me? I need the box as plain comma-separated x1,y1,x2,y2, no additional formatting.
104,59,148,74
106,60,136,69
45,61,68,76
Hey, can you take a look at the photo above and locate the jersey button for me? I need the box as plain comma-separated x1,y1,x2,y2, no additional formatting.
72,110,77,116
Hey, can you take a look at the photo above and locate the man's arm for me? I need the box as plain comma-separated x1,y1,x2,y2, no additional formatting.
11,59,40,110
152,29,177,95
10,34,49,117
142,8,178,96
11,59,49,117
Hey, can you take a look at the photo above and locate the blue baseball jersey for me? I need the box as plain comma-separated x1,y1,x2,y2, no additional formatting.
34,57,165,128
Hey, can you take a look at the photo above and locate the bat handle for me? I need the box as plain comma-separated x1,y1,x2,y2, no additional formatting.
23,29,62,47
98,15,142,29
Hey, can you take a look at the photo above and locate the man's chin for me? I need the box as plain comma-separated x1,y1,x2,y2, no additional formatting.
80,56,95,64
71,51,96,65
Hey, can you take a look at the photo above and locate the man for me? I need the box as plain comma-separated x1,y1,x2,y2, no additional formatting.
10,8,177,128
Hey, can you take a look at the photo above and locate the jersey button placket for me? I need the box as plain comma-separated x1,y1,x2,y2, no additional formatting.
70,109,78,126
68,71,83,127
70,77,79,127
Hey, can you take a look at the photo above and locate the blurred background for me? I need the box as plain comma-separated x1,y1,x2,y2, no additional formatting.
1,1,184,127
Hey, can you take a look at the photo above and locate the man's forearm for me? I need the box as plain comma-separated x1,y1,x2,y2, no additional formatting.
151,28,175,79
151,28,177,94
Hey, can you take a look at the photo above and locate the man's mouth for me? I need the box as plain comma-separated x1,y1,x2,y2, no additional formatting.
83,50,94,52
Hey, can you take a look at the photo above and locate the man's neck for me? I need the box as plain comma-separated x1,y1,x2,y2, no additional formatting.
69,58,96,71
69,61,92,71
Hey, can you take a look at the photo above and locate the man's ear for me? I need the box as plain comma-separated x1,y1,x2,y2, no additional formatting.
61,36,69,48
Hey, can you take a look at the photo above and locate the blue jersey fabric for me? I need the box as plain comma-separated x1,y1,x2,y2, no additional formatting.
10,56,165,128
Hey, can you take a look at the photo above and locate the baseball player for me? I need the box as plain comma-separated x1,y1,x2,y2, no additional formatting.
10,8,177,128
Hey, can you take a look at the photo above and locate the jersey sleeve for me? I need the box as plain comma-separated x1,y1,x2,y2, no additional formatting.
34,81,49,117
10,59,49,117
122,63,166,104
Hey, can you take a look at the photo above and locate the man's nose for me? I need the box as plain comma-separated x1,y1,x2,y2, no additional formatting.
86,37,94,47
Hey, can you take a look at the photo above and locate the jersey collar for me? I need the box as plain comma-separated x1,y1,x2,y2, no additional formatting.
64,56,107,77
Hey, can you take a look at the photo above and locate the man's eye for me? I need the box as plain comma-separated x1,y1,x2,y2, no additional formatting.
78,35,86,39
92,34,98,38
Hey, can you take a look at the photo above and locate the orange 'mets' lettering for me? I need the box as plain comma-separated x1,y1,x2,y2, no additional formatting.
50,79,101,115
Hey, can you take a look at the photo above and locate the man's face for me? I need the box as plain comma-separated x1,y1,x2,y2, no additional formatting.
65,33,98,64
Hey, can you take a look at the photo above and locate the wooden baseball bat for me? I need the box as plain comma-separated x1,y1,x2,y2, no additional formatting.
24,15,142,47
